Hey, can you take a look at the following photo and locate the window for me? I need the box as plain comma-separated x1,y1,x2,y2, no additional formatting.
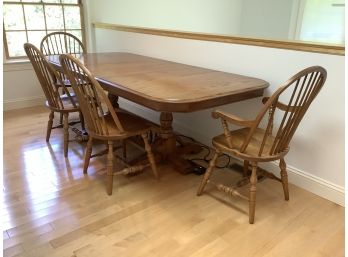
3,0,85,59
298,0,345,44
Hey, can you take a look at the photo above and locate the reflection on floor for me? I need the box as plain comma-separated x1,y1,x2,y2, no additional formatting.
3,106,344,257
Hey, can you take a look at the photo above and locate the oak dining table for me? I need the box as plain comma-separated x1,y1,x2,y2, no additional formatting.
48,52,269,172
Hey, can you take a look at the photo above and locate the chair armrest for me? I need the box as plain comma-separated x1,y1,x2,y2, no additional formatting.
212,110,254,127
262,97,270,104
262,97,297,112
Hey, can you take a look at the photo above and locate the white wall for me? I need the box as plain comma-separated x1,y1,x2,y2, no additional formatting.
87,0,304,41
88,0,243,35
3,63,45,110
239,0,295,39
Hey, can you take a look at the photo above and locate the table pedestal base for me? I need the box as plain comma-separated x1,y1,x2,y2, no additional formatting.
155,112,203,174
107,93,204,174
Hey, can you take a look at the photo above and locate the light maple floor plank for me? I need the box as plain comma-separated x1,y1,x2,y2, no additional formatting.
3,106,344,257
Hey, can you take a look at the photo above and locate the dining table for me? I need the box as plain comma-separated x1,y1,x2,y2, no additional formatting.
48,52,269,173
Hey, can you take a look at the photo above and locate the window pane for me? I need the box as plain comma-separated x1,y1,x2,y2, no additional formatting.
4,0,21,2
62,0,78,4
300,0,345,44
45,5,64,29
47,30,65,33
24,5,46,30
66,30,82,41
28,31,47,48
6,31,27,57
64,6,81,29
22,0,42,2
3,4,25,30
43,0,61,3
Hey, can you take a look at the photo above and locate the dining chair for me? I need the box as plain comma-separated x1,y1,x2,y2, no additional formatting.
197,66,327,224
40,32,86,125
40,31,86,56
59,54,159,195
24,43,85,157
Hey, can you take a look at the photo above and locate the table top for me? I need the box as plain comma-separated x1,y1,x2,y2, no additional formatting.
48,52,269,112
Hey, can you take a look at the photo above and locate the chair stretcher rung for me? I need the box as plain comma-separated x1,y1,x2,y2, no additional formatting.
209,180,249,201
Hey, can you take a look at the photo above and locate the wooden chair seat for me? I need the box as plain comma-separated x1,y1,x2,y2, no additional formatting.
45,93,79,112
92,111,153,140
212,128,283,162
197,66,327,224
55,79,73,87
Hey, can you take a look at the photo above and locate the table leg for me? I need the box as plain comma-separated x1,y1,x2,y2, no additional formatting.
159,112,176,157
158,112,202,174
108,93,119,108
101,101,200,174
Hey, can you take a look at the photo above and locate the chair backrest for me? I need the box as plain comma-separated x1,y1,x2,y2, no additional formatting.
241,66,327,157
24,43,76,110
59,54,125,136
40,32,86,56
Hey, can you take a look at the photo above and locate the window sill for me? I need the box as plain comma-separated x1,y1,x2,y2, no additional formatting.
4,59,32,72
4,58,30,65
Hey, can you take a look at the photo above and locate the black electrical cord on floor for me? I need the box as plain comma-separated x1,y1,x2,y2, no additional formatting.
177,134,231,169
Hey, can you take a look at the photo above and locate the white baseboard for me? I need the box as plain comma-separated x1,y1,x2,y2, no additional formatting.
260,162,345,207
4,96,45,111
119,98,345,207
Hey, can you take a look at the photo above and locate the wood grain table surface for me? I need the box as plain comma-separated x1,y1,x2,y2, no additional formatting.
48,52,269,112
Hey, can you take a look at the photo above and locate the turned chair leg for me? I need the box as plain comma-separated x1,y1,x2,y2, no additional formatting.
46,111,54,142
83,137,93,174
249,162,258,224
243,160,250,177
122,139,127,160
59,113,63,125
79,111,86,131
141,133,158,179
63,113,69,157
280,158,289,201
106,140,114,195
197,150,220,196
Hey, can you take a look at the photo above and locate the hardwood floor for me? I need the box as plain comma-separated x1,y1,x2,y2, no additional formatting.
3,106,344,257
